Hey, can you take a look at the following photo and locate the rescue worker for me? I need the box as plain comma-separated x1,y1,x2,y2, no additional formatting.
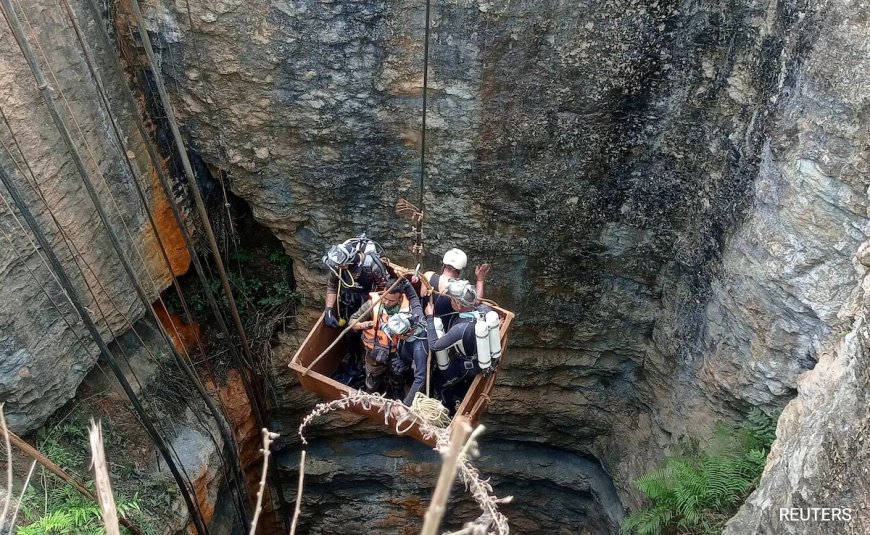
321,236,417,328
350,279,423,394
424,279,499,413
423,248,490,321
383,313,429,406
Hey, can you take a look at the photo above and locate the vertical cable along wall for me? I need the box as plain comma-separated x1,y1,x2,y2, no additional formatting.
0,0,298,529
56,0,252,527
0,1,209,532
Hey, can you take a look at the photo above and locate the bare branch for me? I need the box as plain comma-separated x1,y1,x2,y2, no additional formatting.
289,450,306,535
250,428,280,535
0,403,13,535
421,416,473,535
8,459,37,530
89,419,121,535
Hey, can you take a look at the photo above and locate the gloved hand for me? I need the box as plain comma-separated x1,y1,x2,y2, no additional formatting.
371,347,390,365
391,357,409,376
323,308,339,328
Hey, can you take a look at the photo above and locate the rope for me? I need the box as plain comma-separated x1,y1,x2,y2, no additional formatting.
410,392,450,428
79,0,282,521
0,159,208,535
415,0,432,264
79,0,266,433
0,142,216,522
121,1,290,524
125,0,271,443
0,2,241,532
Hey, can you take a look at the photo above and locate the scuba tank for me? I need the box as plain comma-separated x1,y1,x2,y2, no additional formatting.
475,313,492,371
485,310,502,361
433,317,450,370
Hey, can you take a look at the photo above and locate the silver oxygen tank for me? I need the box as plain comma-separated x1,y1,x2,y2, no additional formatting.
475,313,492,371
433,317,450,370
485,310,502,361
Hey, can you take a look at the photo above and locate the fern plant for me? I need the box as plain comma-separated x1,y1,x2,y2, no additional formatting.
16,480,140,535
621,410,779,535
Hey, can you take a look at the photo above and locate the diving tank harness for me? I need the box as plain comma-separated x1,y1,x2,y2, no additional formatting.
432,310,502,372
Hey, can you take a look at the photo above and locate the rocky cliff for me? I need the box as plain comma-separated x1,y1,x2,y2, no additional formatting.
723,0,870,531
136,0,868,524
0,0,189,433
0,0,867,532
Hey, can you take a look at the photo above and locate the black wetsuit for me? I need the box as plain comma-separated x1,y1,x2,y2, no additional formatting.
425,305,493,413
427,273,460,327
396,330,428,406
328,252,390,320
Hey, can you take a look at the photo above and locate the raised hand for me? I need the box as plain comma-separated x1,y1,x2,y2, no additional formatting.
475,263,491,281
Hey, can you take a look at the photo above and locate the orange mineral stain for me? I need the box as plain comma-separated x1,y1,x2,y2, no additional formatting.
147,158,191,276
153,300,202,355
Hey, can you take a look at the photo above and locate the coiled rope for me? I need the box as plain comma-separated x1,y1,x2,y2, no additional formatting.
410,392,451,429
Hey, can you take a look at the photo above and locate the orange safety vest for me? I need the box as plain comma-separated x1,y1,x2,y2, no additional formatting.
362,291,410,350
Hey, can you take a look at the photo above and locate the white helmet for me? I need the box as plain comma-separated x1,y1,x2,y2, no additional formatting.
385,313,412,337
442,248,468,271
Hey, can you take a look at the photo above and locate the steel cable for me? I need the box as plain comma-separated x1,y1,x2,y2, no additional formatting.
0,2,209,532
55,1,251,525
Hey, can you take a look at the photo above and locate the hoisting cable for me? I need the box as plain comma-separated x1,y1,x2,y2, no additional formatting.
56,1,252,526
3,103,225,454
0,123,211,507
0,3,208,532
125,0,257,378
123,0,289,523
1,98,226,532
0,185,201,531
414,0,433,265
181,0,238,276
11,0,222,508
125,0,271,438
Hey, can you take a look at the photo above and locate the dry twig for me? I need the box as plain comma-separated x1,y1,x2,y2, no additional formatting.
0,408,142,535
421,416,473,535
249,428,280,535
0,403,13,534
89,419,121,535
289,450,306,535
8,459,37,530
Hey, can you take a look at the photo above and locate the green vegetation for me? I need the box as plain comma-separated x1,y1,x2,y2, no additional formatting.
36,424,87,471
621,409,779,535
16,424,151,535
17,485,141,535
166,246,299,320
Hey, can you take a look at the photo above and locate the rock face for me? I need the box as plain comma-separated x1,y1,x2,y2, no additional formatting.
722,0,870,531
130,0,870,529
723,312,870,534
0,1,188,432
277,434,624,534
0,0,866,532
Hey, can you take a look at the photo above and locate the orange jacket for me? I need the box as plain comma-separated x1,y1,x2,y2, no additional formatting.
362,291,410,350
